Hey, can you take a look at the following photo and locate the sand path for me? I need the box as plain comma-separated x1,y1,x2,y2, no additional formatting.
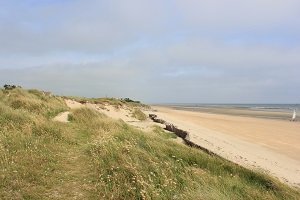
149,106,300,187
52,100,84,123
53,111,70,123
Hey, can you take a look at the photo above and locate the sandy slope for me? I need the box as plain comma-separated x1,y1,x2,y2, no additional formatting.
150,106,300,187
64,99,154,131
53,111,70,123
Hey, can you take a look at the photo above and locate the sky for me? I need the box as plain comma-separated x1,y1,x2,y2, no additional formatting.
0,0,300,103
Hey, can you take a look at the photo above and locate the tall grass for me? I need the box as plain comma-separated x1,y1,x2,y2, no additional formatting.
2,88,68,118
131,108,147,121
0,89,73,199
0,88,299,199
72,108,300,200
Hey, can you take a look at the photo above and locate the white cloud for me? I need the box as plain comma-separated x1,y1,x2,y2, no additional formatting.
0,0,299,103
175,0,300,31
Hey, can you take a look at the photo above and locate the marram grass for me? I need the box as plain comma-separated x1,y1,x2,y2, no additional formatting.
131,108,147,121
0,88,299,199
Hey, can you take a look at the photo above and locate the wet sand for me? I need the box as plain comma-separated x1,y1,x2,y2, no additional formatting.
169,106,295,120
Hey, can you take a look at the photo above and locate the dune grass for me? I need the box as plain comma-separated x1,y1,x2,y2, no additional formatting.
2,88,68,118
0,88,299,199
72,108,299,200
0,89,74,199
131,108,147,121
64,95,150,109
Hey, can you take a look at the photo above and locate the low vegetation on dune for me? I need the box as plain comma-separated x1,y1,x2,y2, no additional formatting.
1,88,68,118
64,96,150,109
131,108,147,121
0,87,299,199
0,88,73,199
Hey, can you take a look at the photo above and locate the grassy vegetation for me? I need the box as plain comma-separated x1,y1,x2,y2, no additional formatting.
64,95,150,109
1,88,68,118
0,88,74,199
131,108,147,121
0,88,299,199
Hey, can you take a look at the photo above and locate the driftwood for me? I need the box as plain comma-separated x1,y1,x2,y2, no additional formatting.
165,123,176,132
149,113,217,156
183,139,215,156
149,114,157,119
175,129,189,140
149,114,166,124
154,118,166,124
165,123,189,140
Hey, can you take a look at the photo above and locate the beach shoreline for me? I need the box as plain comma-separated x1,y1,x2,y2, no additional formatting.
154,104,298,121
148,105,300,187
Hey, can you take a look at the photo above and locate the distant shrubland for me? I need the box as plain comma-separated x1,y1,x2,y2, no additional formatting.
64,95,149,109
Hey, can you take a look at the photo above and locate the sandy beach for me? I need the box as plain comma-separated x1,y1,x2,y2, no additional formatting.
150,106,300,187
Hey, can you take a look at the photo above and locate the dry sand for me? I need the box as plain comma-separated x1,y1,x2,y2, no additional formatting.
64,99,154,131
53,111,70,123
150,106,300,187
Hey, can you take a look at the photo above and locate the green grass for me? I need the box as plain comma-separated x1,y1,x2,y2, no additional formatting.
131,108,147,121
0,89,74,199
64,95,150,109
153,125,178,139
0,88,299,199
2,88,68,118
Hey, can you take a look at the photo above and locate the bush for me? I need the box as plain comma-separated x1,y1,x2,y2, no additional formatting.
3,84,21,90
122,98,141,103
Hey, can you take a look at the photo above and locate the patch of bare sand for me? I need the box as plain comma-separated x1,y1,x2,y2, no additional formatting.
64,99,155,131
87,103,155,132
52,99,82,123
65,99,85,109
149,106,300,187
53,111,70,123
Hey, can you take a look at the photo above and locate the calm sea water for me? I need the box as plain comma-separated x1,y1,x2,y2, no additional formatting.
161,104,300,113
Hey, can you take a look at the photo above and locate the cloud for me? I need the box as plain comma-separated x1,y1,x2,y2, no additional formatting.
175,0,300,32
0,0,299,103
0,0,170,55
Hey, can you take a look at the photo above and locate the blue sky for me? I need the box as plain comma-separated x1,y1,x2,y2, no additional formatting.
0,0,300,103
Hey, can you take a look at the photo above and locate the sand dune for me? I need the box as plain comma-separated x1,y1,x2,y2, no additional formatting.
64,99,154,131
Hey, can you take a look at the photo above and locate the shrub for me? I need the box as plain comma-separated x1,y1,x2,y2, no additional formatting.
3,84,21,90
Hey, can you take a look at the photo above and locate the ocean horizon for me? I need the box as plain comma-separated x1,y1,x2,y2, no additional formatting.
154,103,300,112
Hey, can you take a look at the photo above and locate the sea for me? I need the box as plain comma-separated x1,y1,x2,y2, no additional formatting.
153,103,300,120
161,104,300,112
